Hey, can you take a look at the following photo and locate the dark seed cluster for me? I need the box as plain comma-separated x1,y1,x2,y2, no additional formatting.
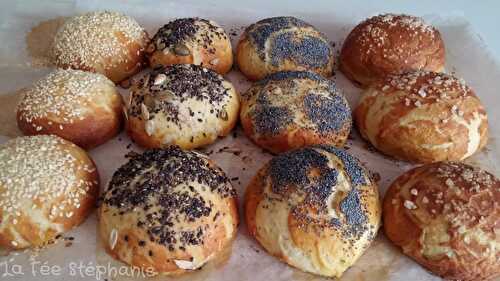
257,71,325,85
270,33,331,67
151,18,227,55
267,146,369,236
303,93,351,134
129,64,230,126
246,16,332,67
103,146,236,251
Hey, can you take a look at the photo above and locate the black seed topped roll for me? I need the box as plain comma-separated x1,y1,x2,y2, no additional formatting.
240,71,352,153
245,145,381,278
99,146,238,275
236,16,334,81
146,18,233,74
125,64,239,149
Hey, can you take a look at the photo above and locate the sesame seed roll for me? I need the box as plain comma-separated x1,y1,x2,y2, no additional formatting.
17,68,124,149
51,11,149,83
0,135,99,249
383,162,500,281
340,14,445,87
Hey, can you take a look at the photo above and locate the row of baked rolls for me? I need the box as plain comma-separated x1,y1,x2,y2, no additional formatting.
99,146,238,275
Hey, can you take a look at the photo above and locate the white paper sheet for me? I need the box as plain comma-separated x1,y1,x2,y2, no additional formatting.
0,1,499,280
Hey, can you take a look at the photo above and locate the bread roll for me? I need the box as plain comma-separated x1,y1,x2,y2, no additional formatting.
17,69,123,149
383,162,500,281
147,18,233,74
99,146,238,275
240,71,352,153
236,16,334,81
51,11,149,83
340,14,445,87
125,64,239,149
0,135,99,249
245,145,381,277
355,71,488,163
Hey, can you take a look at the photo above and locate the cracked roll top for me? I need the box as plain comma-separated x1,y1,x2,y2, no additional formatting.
0,135,99,249
99,146,238,275
240,71,352,153
355,71,488,163
340,14,445,87
17,68,123,149
383,162,500,281
125,64,239,149
146,18,233,74
244,145,381,278
236,16,334,81
51,11,149,83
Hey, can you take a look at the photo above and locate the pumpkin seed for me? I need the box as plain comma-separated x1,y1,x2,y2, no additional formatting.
174,44,190,56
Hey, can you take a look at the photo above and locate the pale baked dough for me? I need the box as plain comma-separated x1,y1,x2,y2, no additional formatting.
240,71,351,153
245,145,381,278
125,64,239,149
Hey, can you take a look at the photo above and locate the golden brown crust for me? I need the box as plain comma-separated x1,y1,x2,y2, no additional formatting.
383,162,500,281
236,17,334,81
125,64,239,150
355,71,488,163
0,135,99,249
340,14,445,87
240,71,351,153
16,69,124,149
245,146,381,277
98,147,238,275
147,18,233,74
51,11,149,83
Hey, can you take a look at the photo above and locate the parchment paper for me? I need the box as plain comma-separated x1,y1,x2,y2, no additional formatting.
0,1,499,280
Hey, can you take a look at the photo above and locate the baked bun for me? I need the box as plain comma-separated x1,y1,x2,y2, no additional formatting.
236,16,334,81
0,135,99,249
146,18,233,74
17,69,123,149
99,146,238,275
355,71,488,163
340,14,445,87
51,11,149,83
383,162,500,281
240,71,352,153
125,64,239,149
245,145,381,277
